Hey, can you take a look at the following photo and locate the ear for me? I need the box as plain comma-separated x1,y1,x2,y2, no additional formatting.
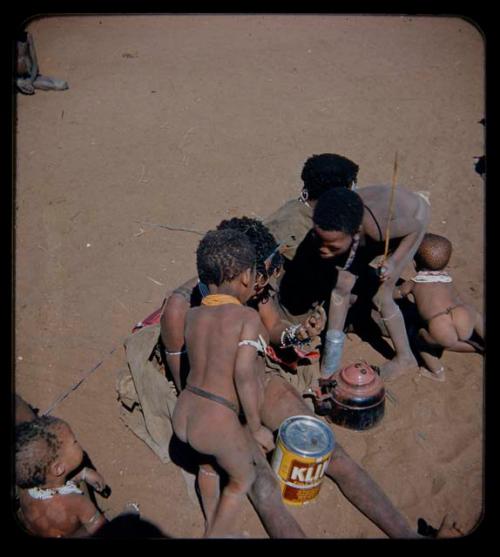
240,267,253,288
51,459,66,478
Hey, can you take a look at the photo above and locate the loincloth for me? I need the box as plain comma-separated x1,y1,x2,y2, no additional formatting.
185,383,240,416
425,303,464,326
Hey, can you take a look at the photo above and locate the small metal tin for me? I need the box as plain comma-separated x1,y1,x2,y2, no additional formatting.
272,415,335,506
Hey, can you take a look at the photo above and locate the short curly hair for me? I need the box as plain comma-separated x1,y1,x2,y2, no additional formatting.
301,153,359,200
217,217,283,278
15,416,65,489
414,233,452,271
197,229,256,286
312,187,364,236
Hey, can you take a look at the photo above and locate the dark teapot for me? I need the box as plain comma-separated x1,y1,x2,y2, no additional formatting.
308,361,386,431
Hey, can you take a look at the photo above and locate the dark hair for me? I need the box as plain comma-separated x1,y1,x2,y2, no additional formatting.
15,416,65,488
313,187,364,236
197,229,256,286
301,153,359,200
217,217,283,278
414,233,452,271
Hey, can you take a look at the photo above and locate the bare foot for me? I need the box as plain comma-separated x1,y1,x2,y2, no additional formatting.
419,366,445,382
33,75,69,91
16,77,35,94
379,356,418,381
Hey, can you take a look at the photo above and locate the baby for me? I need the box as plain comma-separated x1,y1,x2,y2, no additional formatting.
15,415,107,537
395,233,484,381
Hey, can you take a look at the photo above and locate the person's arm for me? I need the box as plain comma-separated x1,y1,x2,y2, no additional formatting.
68,496,107,537
258,296,324,348
15,394,37,424
378,224,425,283
393,279,414,300
234,312,274,452
257,297,291,346
72,467,106,492
160,277,197,391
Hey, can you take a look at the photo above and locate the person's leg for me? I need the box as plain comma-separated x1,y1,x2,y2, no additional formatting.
473,310,484,340
327,443,418,538
416,328,446,380
16,33,36,94
260,377,420,538
375,282,418,380
197,463,220,533
246,425,306,538
205,429,256,538
427,315,479,354
377,197,430,380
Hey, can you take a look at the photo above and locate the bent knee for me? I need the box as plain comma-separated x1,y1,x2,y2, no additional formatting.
374,287,397,311
227,467,256,495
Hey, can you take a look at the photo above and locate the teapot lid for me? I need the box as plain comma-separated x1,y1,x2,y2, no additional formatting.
339,361,378,387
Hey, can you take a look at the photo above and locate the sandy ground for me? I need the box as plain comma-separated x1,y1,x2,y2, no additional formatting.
14,14,485,538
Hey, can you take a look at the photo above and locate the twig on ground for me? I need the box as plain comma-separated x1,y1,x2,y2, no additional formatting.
135,221,204,235
41,347,117,415
147,276,164,286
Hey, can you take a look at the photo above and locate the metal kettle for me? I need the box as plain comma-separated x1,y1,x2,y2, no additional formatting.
309,361,386,430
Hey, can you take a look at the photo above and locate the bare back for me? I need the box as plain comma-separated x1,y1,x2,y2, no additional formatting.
172,304,269,455
358,185,428,243
185,304,265,404
412,282,463,322
19,491,100,537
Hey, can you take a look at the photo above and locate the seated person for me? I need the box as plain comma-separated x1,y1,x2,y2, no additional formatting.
394,233,484,381
16,31,69,95
308,185,430,380
264,152,359,262
172,229,275,538
15,416,107,537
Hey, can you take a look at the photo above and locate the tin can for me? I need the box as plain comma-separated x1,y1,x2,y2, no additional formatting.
271,415,335,506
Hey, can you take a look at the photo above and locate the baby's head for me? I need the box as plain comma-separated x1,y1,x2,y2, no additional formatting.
301,153,359,201
414,233,452,271
197,229,256,300
16,416,84,489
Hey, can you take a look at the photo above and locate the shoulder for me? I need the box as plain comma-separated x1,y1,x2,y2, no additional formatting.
172,276,200,304
265,198,312,233
264,198,301,223
240,305,261,325
357,184,386,201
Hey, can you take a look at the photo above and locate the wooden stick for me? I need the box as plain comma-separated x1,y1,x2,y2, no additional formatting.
381,151,399,266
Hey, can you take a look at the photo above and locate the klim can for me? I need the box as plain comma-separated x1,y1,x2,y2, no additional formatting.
271,415,335,506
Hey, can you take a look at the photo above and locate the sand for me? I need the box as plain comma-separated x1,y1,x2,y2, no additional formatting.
14,14,484,538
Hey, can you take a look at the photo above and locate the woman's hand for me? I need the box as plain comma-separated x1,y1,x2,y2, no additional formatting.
303,304,327,337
